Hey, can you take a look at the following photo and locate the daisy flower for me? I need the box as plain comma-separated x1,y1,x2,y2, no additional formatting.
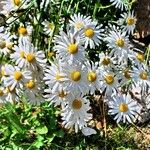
100,71,119,96
131,65,150,91
110,0,129,11
43,60,67,93
119,11,137,35
42,20,55,36
62,63,88,95
0,86,6,103
61,94,92,133
4,65,32,90
44,88,70,108
81,21,104,49
85,62,102,94
108,94,140,123
69,13,92,31
11,40,47,70
104,25,130,60
54,28,85,64
1,0,30,16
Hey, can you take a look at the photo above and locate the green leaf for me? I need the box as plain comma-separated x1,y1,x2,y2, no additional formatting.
47,134,56,143
55,130,64,138
36,125,48,135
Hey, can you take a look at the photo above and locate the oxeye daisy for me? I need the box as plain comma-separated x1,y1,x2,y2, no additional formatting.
62,63,87,95
11,40,47,70
44,88,70,108
85,62,102,94
104,26,130,60
119,11,137,35
4,65,32,90
81,22,104,49
108,94,140,123
110,0,129,11
0,32,14,55
100,71,119,96
43,60,67,93
54,29,85,64
42,20,55,36
69,13,92,31
61,95,92,133
131,65,150,91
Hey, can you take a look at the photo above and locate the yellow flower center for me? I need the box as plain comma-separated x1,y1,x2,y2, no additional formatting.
72,99,82,109
85,28,94,38
119,103,128,112
18,27,27,36
102,58,111,65
14,71,22,81
48,51,55,58
58,90,67,98
75,22,84,29
1,67,6,77
26,80,35,89
49,23,55,30
70,71,81,81
6,42,14,50
116,38,125,47
104,74,114,85
0,41,6,49
20,51,25,58
87,72,97,82
0,89,4,97
139,71,148,80
123,69,131,79
13,0,21,6
26,53,35,62
127,17,136,25
68,44,78,54
136,53,144,62
55,72,64,81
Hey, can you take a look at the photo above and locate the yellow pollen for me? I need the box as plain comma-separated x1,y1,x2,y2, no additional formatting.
6,42,14,50
87,72,97,82
26,80,35,89
14,71,22,81
13,0,21,6
0,41,6,49
139,71,148,80
18,27,27,36
0,89,4,96
116,38,125,47
85,28,94,38
72,99,82,109
104,75,114,85
20,51,25,58
102,58,110,65
71,71,81,81
75,22,84,29
68,44,78,54
26,53,35,62
127,17,136,25
136,53,144,62
119,103,128,112
124,69,131,79
58,90,67,98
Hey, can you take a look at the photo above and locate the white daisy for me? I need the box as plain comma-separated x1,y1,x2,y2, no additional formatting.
11,40,47,70
104,25,130,60
61,95,92,133
54,28,85,64
62,63,88,95
42,20,55,36
81,21,104,49
43,60,67,93
4,65,32,90
110,0,129,11
119,11,137,35
85,61,102,94
108,94,140,123
69,13,92,31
